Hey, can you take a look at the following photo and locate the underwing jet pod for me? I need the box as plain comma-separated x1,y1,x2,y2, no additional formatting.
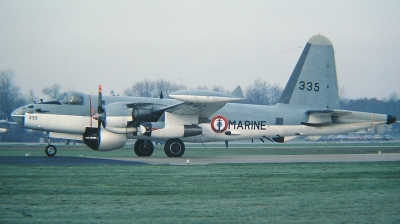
12,34,397,157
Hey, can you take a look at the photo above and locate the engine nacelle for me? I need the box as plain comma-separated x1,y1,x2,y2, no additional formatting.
104,103,159,134
83,127,127,151
104,103,133,128
138,122,202,139
132,107,156,125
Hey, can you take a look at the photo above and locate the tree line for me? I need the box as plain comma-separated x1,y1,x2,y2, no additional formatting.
121,78,283,105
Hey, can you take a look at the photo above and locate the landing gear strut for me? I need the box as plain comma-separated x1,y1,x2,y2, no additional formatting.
134,140,154,156
164,139,185,157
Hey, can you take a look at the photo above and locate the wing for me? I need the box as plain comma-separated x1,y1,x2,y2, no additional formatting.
161,86,244,123
158,101,228,123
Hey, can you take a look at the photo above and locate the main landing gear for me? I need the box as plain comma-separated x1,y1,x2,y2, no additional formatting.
164,139,185,157
133,138,185,157
134,140,154,156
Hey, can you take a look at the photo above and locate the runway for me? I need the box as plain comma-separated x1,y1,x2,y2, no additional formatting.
0,156,145,165
1,153,400,165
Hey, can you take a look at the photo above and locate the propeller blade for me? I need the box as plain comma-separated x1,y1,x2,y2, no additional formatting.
94,85,106,128
98,85,103,114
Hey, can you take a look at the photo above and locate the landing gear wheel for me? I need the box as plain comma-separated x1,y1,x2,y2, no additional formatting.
134,140,154,157
164,139,185,157
45,145,57,157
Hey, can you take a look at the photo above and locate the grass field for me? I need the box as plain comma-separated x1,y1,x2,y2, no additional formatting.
1,143,400,223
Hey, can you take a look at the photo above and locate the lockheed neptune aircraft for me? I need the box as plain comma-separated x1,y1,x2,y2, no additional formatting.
11,35,397,157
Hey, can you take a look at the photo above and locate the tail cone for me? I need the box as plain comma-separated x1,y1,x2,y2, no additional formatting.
386,115,397,125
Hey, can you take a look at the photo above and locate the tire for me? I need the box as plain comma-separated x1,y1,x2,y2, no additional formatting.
164,139,185,157
45,145,57,157
134,140,154,157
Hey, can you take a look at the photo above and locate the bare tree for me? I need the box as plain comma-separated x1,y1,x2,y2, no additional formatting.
196,84,208,90
388,92,398,102
42,84,63,99
245,78,270,105
28,89,37,103
155,79,170,97
134,79,155,97
155,79,186,98
124,79,187,98
123,86,136,97
124,80,151,97
268,83,283,105
0,70,26,120
339,86,347,99
211,85,225,93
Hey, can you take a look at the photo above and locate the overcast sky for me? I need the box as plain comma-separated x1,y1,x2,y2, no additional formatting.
1,0,399,100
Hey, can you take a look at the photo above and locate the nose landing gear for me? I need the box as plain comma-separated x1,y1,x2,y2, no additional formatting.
44,132,57,157
45,145,57,157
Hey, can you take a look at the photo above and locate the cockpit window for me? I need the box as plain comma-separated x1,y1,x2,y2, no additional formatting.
57,93,68,103
69,94,84,105
57,93,84,105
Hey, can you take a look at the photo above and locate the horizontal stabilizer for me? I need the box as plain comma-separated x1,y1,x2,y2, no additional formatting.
305,109,351,117
303,109,396,127
302,109,353,126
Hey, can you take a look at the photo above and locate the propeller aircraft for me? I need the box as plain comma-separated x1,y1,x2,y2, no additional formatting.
11,34,397,157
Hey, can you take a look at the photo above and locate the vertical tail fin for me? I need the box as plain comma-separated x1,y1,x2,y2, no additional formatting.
277,34,340,109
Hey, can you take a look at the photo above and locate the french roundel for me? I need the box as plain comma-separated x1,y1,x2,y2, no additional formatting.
211,115,228,133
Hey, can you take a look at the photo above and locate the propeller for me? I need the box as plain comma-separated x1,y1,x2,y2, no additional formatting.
93,85,106,128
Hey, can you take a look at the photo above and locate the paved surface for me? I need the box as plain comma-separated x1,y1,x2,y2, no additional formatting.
0,156,145,165
92,153,400,165
1,153,399,166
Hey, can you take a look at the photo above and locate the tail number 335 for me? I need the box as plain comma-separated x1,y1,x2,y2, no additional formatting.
299,81,319,92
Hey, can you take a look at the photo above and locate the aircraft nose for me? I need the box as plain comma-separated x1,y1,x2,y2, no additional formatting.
11,106,25,126
386,115,397,125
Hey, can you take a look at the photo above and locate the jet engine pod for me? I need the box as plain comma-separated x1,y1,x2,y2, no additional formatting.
83,127,127,151
138,122,202,138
